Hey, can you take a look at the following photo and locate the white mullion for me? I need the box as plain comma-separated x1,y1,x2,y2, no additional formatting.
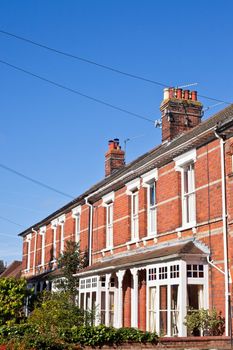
179,260,187,336
167,282,171,336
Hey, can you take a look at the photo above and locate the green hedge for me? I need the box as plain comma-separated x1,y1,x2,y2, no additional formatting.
0,324,158,349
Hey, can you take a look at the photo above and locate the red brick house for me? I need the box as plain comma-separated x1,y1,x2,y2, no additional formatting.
19,88,233,337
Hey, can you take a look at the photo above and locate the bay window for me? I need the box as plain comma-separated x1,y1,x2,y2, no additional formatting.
147,259,208,336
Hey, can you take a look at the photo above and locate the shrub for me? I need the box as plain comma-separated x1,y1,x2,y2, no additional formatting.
0,278,32,326
0,324,158,349
69,325,158,347
184,308,225,336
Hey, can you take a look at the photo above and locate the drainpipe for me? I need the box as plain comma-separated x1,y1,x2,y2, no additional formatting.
214,129,230,336
85,197,93,266
32,228,37,276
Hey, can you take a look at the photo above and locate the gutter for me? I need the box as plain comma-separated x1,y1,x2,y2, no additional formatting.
214,128,230,336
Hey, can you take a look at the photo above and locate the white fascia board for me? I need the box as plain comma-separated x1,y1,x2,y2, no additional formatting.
72,205,81,217
141,168,158,186
174,149,197,170
102,191,115,206
125,178,140,195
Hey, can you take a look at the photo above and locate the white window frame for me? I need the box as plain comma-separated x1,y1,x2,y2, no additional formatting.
72,206,81,243
126,178,140,242
102,192,115,249
141,169,158,237
146,258,208,337
39,226,46,267
51,218,58,261
58,214,66,254
175,149,197,230
26,233,32,271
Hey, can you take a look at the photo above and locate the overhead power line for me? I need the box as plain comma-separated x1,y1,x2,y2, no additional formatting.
0,59,155,123
0,232,19,238
0,29,167,87
0,215,23,227
0,163,74,199
0,29,232,105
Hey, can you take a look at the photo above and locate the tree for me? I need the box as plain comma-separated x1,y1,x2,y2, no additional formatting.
0,260,5,274
0,278,32,326
55,240,88,300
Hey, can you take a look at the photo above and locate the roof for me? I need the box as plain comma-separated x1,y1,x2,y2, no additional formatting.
0,261,22,279
19,104,233,237
76,240,208,276
26,267,63,283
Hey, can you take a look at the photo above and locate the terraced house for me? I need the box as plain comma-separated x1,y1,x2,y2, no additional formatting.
19,88,233,337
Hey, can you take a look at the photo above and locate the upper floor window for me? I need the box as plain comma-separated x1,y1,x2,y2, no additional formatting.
106,202,113,248
141,169,158,236
39,226,46,267
51,218,58,261
26,233,32,271
58,214,66,254
102,192,115,249
182,163,195,225
72,206,81,244
175,149,196,228
148,181,156,235
131,191,139,240
126,178,140,241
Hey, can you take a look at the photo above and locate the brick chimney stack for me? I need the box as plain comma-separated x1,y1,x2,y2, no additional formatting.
105,138,125,177
160,88,203,142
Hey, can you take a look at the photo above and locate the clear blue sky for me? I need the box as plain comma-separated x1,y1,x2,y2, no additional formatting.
0,0,232,264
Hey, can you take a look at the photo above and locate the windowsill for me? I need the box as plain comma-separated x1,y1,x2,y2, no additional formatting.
101,247,114,256
101,247,113,252
50,260,57,264
142,234,157,241
176,222,196,232
126,239,140,245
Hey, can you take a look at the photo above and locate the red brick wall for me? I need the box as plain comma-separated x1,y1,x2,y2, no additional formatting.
21,135,233,328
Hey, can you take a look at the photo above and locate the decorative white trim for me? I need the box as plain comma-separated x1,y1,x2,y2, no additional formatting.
51,218,58,228
72,205,81,217
26,233,32,242
39,226,46,235
125,178,140,195
58,214,66,224
141,168,158,186
174,149,197,171
176,222,196,232
102,191,115,206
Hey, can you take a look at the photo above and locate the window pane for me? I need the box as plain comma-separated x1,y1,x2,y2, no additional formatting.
101,291,106,324
80,293,84,309
109,291,114,326
171,285,179,336
159,285,167,335
149,287,157,332
150,183,156,206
